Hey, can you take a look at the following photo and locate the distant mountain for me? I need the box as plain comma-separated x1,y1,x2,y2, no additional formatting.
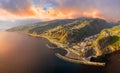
8,19,73,32
0,19,41,30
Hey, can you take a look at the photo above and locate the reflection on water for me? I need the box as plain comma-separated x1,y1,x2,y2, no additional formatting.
0,31,119,73
105,51,120,73
0,31,55,73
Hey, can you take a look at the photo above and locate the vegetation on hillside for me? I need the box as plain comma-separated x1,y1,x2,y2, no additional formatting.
8,18,111,47
42,18,110,46
93,25,120,56
8,18,120,65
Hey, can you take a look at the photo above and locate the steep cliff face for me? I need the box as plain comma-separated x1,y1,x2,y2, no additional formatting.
94,25,120,55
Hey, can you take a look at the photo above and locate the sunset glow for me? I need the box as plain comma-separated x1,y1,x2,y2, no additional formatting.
0,0,120,22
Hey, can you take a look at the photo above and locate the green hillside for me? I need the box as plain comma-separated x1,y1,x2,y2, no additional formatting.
93,25,120,56
41,18,110,46
9,18,120,65
9,18,111,47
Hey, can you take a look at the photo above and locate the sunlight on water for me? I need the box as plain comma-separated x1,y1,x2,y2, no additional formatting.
0,31,119,73
0,31,54,73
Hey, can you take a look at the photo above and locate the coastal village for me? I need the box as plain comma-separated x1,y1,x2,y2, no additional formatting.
67,34,98,60
57,29,113,66
55,34,106,66
51,33,106,66
65,34,99,60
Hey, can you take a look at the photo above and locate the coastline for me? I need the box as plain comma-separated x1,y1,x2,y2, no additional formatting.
5,30,106,66
56,53,105,66
28,33,106,66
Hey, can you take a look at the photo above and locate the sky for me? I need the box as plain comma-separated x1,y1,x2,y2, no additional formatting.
0,0,120,27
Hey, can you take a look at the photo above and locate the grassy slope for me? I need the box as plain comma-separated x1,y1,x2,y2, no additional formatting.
93,25,120,56
8,18,111,48
41,18,110,47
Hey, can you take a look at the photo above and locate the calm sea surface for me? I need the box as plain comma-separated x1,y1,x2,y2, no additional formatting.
0,31,119,73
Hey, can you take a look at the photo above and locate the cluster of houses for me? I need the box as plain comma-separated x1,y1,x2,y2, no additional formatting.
72,34,99,50
69,34,99,59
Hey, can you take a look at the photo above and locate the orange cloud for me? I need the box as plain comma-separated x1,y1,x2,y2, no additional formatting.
83,9,106,20
0,0,120,22
0,6,108,22
0,6,38,21
12,6,38,17
36,8,106,21
0,5,116,22
35,7,81,20
0,8,16,20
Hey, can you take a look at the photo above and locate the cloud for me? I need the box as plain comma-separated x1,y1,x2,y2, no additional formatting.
35,0,105,20
38,0,120,21
0,0,120,22
0,8,17,21
0,0,37,16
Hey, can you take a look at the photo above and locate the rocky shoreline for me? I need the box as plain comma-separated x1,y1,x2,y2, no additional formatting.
7,31,107,66
38,34,106,66
19,31,117,66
